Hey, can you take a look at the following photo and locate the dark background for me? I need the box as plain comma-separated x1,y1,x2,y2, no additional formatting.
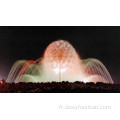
0,26,119,83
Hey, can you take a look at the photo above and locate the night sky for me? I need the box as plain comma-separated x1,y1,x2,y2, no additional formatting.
0,26,120,83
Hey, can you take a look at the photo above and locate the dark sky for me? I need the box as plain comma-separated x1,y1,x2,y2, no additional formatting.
0,26,119,83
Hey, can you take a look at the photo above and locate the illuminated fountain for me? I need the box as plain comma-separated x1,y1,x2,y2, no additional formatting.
42,40,85,82
82,58,113,83
6,40,114,84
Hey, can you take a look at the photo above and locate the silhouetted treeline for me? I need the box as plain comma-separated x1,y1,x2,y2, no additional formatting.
0,81,120,93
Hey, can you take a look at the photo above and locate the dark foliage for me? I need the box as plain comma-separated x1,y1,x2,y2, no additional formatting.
0,81,120,93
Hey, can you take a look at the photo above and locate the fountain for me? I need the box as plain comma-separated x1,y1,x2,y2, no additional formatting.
6,40,114,84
